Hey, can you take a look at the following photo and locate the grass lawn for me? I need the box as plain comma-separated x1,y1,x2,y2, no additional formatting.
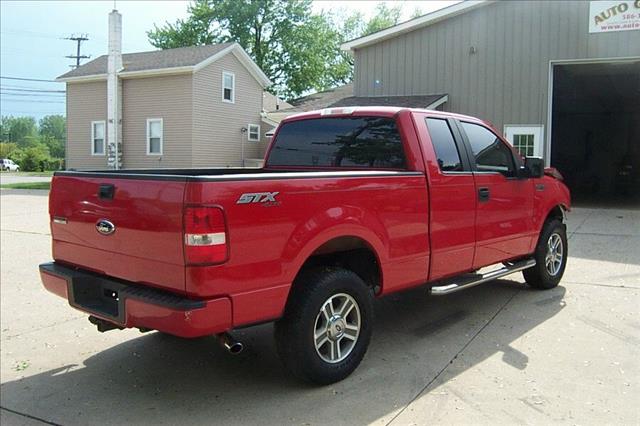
0,182,51,190
0,171,55,177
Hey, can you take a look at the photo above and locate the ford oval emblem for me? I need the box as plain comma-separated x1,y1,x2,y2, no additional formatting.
96,219,115,235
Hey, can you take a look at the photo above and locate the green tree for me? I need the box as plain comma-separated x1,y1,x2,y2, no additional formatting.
0,142,17,159
362,3,402,36
148,1,406,98
0,116,38,147
149,0,350,98
39,115,66,158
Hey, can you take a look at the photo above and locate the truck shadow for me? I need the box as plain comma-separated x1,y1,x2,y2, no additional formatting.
0,280,566,425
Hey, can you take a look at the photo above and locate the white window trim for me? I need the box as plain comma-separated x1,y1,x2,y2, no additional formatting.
146,118,163,156
91,120,106,156
222,71,235,104
248,123,260,142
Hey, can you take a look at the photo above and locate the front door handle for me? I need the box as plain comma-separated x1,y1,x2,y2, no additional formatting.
478,187,490,202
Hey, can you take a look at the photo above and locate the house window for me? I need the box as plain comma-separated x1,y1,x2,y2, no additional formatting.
248,124,260,141
513,134,535,157
504,125,544,158
222,71,235,103
147,118,163,155
91,121,105,155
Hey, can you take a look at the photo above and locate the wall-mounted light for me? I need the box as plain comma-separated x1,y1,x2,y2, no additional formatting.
469,46,477,55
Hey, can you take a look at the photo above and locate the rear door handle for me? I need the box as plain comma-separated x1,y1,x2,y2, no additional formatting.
478,187,490,202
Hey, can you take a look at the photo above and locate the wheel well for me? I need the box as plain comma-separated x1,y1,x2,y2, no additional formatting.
295,237,382,294
545,205,566,225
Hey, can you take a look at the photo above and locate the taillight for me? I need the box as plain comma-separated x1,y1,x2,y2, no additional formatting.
184,206,228,265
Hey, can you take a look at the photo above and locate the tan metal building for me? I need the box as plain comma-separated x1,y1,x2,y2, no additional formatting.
342,0,640,201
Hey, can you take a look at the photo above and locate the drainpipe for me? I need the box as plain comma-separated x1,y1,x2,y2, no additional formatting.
107,9,122,170
241,127,247,167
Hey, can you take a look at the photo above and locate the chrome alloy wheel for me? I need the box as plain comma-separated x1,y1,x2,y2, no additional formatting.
545,233,564,276
314,293,361,363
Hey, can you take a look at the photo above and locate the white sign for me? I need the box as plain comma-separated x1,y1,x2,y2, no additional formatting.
589,1,640,33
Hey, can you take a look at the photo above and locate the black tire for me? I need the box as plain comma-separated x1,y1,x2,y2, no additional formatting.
523,219,568,289
274,267,374,385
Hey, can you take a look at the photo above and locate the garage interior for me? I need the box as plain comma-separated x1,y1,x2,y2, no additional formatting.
551,61,640,206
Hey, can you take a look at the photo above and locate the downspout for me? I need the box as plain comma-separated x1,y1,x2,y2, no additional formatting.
240,127,247,167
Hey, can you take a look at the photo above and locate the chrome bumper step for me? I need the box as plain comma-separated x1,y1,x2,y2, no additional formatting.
429,258,536,296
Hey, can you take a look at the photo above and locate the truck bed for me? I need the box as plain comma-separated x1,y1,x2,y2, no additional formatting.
57,168,414,180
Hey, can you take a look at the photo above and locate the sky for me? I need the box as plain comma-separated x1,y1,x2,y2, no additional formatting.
0,0,457,119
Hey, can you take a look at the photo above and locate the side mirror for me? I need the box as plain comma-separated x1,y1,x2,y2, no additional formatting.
523,157,544,178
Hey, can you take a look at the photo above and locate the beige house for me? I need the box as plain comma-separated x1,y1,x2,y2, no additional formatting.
57,43,272,170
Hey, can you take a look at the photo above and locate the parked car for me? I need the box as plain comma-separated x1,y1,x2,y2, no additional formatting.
1,158,20,171
40,107,570,384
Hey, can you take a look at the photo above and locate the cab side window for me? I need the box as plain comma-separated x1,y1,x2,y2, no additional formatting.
461,122,515,176
426,118,463,172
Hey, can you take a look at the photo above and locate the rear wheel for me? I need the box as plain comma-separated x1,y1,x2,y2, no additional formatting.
275,267,373,385
523,219,567,289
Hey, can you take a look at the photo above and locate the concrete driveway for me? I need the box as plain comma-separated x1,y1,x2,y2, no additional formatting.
1,189,638,425
0,174,52,185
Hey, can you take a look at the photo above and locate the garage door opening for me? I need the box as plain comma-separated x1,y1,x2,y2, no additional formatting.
550,61,640,206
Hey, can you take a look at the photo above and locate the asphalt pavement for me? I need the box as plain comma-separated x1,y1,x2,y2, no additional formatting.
0,189,638,425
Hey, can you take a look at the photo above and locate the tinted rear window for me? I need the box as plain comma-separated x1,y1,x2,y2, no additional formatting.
426,118,463,172
267,117,406,169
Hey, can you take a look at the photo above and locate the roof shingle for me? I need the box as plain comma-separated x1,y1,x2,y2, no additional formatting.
57,43,234,79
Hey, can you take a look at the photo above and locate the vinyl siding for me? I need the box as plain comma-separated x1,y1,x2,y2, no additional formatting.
353,1,640,131
121,74,192,168
192,52,265,167
65,81,108,170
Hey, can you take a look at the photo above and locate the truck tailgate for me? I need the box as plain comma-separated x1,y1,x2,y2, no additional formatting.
49,175,187,293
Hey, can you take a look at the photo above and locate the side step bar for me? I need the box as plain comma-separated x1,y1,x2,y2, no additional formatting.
430,258,536,296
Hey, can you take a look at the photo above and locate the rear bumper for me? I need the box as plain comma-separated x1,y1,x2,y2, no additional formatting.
39,262,232,338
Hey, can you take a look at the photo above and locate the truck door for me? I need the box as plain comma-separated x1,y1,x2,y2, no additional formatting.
414,113,477,281
456,120,535,268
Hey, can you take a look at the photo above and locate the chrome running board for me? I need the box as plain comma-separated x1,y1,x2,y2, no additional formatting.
429,259,536,296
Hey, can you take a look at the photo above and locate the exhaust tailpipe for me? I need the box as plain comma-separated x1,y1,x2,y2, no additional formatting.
218,333,243,355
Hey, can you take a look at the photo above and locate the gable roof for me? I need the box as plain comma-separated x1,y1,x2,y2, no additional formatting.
262,84,448,125
288,84,355,112
285,83,447,112
57,43,271,87
341,0,490,51
330,94,448,109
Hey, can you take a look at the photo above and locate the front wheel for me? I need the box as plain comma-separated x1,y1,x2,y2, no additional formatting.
523,219,568,289
275,268,373,385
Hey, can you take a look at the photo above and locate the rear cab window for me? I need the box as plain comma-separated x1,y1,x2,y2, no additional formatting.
425,118,463,172
266,116,407,169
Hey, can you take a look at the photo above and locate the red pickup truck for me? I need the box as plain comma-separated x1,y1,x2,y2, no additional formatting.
40,107,570,384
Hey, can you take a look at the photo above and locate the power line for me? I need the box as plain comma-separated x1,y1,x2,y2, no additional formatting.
1,111,65,115
0,87,65,93
0,76,59,83
1,92,66,98
1,84,58,90
0,28,68,39
0,99,65,103
65,34,90,69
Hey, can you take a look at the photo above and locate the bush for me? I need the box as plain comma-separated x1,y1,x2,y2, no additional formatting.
0,142,17,158
16,145,49,171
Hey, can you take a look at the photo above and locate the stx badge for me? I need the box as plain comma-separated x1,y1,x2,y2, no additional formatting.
236,192,280,204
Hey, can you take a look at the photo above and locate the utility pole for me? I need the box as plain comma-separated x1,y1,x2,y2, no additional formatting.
66,34,90,69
